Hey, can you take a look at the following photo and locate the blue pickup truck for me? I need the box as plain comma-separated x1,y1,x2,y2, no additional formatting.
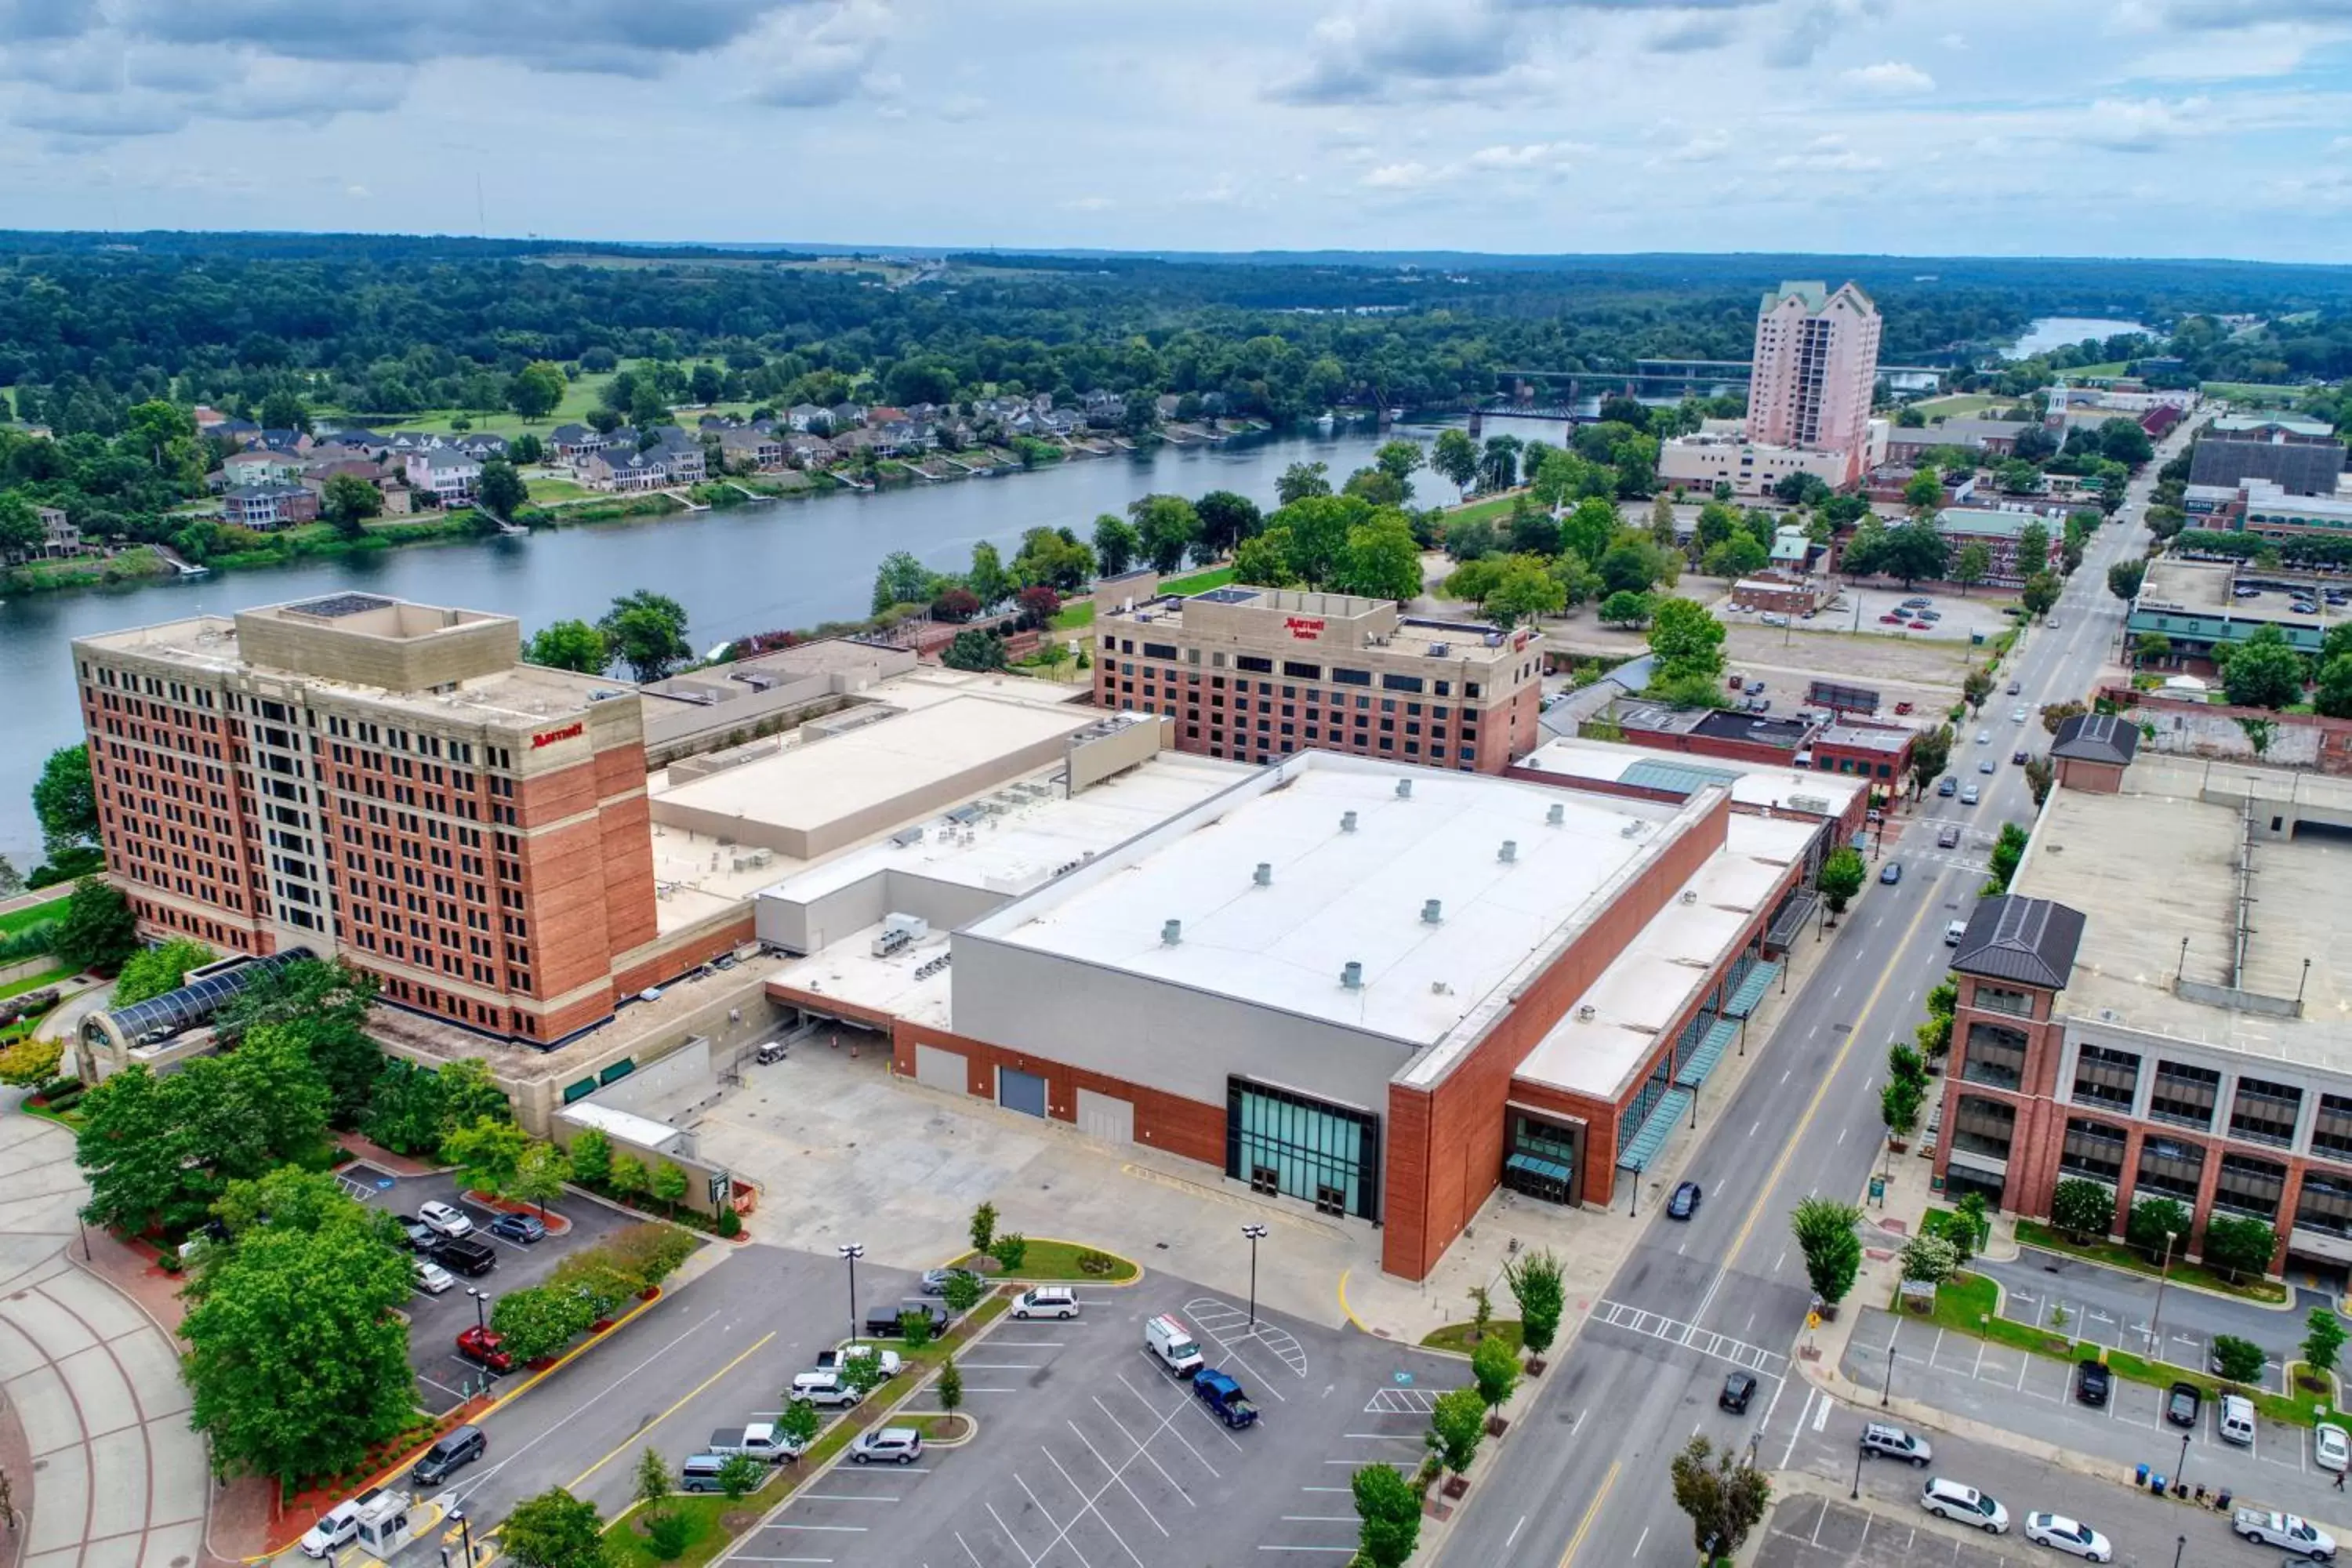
1192,1369,1259,1429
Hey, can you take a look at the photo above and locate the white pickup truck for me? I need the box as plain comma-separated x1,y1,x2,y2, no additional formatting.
706,1423,806,1464
2233,1508,2336,1559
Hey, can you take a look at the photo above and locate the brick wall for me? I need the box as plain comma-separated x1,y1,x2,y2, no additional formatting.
891,1018,1226,1169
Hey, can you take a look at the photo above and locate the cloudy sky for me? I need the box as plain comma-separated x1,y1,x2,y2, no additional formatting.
0,0,2346,260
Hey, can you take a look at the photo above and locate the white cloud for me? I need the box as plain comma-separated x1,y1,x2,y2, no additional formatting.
1842,60,1935,96
1653,128,1733,164
742,0,895,108
1059,195,1114,211
1362,160,1443,189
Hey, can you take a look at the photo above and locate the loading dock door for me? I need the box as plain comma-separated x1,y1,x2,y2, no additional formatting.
1076,1088,1134,1144
999,1065,1047,1118
913,1044,966,1094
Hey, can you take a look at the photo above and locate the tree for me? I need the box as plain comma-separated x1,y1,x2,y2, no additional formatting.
898,1308,935,1351
1232,529,1301,588
1817,846,1865,924
112,938,213,1007
1276,461,1331,505
1950,542,1990,595
2100,416,2154,467
502,1487,608,1568
2317,655,2352,720
635,1446,672,1512
1131,495,1202,574
942,630,1008,671
2201,1214,2278,1283
1700,535,1768,581
2223,625,2307,710
1010,526,1094,593
1560,496,1619,565
1899,1233,1958,1287
872,550,938,612
1351,1461,1422,1568
509,361,567,422
1902,466,1944,515
716,1454,764,1500
2107,558,2147,601
2020,572,2062,621
180,1192,416,1485
936,1351,966,1435
53,877,136,973
598,591,691,683
2125,1195,2192,1261
1332,516,1423,601
1432,428,1479,492
490,1283,595,1363
525,620,609,673
1907,724,1954,799
2038,700,2085,736
1962,668,1994,714
512,1141,570,1220
1669,1436,1770,1564
778,1396,822,1453
444,1116,530,1198
1598,591,1653,628
1646,597,1726,683
2024,754,2056,806
1790,1196,1864,1308
32,745,99,860
564,1127,612,1192
321,473,383,538
967,541,1011,608
990,1232,1028,1272
1426,1385,1485,1478
1091,514,1141,577
258,389,312,434
2210,1334,2267,1385
1195,490,1263,557
969,1200,998,1254
648,1160,690,1218
1873,522,1949,587
2135,630,2173,669
1479,435,1523,492
2049,1178,2115,1243
1482,556,1566,626
1470,1334,1519,1424
477,458,526,519
930,586,982,623
1504,1248,1564,1359
2304,1307,2347,1377
1985,821,2029,894
1882,1072,1923,1153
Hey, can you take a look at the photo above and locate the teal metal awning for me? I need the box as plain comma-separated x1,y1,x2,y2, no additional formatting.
1505,1150,1573,1185
1723,963,1781,1019
1617,1088,1693,1171
1675,1018,1741,1091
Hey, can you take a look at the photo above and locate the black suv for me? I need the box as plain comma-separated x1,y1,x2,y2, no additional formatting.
437,1236,498,1278
1718,1372,1758,1414
2074,1359,2111,1406
866,1300,950,1339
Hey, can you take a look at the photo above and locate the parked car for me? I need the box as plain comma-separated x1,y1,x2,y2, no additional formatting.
414,1260,456,1294
789,1370,864,1407
1919,1477,2008,1534
437,1236,497,1278
1146,1314,1206,1377
677,1454,731,1493
2318,1422,2350,1473
920,1266,983,1296
1193,1368,1259,1428
866,1301,950,1338
851,1428,924,1465
1937,777,1958,797
1719,1372,1757,1414
2024,1513,2112,1562
2219,1392,2256,1446
2231,1509,2336,1558
1880,861,1903,884
299,1497,371,1559
1944,920,1968,946
418,1200,474,1240
814,1345,902,1379
2074,1359,2111,1406
410,1425,486,1487
456,1327,513,1373
1666,1181,1702,1220
488,1212,546,1243
397,1214,437,1250
2165,1380,2201,1428
1857,1422,1932,1466
755,1040,789,1064
1012,1287,1080,1320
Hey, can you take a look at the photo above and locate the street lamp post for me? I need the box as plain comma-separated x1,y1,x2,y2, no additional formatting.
451,1509,478,1568
1882,1337,1897,1409
2172,1534,2186,1568
1849,1438,1865,1501
465,1286,488,1333
2148,1229,2179,1354
1630,1162,1643,1220
1241,1224,1268,1333
838,1243,865,1345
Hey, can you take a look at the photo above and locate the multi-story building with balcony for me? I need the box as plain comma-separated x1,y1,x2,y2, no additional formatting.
1934,753,2352,1278
1088,575,1542,773
71,593,666,1047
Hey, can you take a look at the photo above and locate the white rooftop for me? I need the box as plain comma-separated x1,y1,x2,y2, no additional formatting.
1515,736,1865,818
1512,812,1818,1098
962,755,1688,1047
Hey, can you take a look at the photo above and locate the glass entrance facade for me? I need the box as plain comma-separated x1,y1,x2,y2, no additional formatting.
1226,1077,1380,1221
1502,1110,1582,1206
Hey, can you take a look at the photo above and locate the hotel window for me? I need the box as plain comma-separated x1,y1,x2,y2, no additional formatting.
2133,1137,2205,1203
1236,655,1273,674
2215,1152,2286,1221
1960,1021,2027,1092
1948,1095,2016,1162
2314,1095,2352,1158
2228,1076,2301,1149
2071,1044,2140,1111
2296,1169,2352,1239
1332,667,1371,687
1283,660,1321,679
1142,642,1177,661
2148,1061,2220,1131
2058,1117,2126,1184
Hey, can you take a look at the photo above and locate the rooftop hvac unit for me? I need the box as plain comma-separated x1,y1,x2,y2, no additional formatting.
1428,641,1450,658
882,912,928,941
1547,804,1565,826
870,927,913,958
1681,889,1699,904
1788,794,1832,815
1340,960,1363,989
1396,779,1413,800
1577,1004,1597,1022
1498,840,1517,864
890,826,925,848
1620,822,1642,839
1341,810,1359,833
1253,862,1272,887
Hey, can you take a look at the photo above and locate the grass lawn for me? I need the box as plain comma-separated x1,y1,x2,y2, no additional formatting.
1440,489,1530,528
2068,361,2132,379
0,898,68,938
1052,564,1237,630
321,358,753,443
607,1494,746,1568
2204,383,2311,406
2014,1218,2286,1304
0,967,74,1001
949,1240,1138,1283
1421,1320,1524,1355
526,476,593,503
1906,394,2017,423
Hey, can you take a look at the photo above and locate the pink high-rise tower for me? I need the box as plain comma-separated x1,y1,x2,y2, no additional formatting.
1748,281,1882,484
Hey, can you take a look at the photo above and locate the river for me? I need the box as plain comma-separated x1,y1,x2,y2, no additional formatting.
0,422,1479,862
2004,316,2158,359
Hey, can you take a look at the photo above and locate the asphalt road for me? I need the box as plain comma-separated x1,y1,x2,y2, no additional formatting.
1978,1245,2327,1382
1436,419,2200,1568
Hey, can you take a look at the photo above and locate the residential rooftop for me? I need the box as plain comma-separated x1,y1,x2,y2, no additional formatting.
2014,759,2352,1073
1513,735,1866,817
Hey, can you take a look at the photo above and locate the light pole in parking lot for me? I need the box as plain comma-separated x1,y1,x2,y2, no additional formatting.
1849,1436,1864,1501
2176,1428,2191,1494
2172,1534,2185,1568
2147,1229,2179,1355
450,1508,478,1568
465,1286,488,1333
838,1243,865,1345
1241,1224,1268,1333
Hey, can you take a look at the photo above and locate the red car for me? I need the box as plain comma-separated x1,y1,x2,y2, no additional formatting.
1908,619,1932,630
456,1326,513,1373
1879,613,1904,624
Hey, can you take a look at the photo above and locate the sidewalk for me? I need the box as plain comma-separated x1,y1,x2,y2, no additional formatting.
1340,882,1858,1345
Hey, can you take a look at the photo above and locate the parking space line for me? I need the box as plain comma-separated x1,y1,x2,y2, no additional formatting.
1047,1441,1157,1559
799,1493,903,1502
1116,1370,1232,1471
982,1503,1039,1568
1089,1395,1196,1499
767,1525,869,1533
1065,1421,1174,1537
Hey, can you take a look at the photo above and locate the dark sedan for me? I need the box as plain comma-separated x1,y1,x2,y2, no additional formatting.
396,1214,437,1250
2074,1359,2111,1406
1667,1181,1703,1221
1719,1372,1758,1414
2165,1380,2201,1428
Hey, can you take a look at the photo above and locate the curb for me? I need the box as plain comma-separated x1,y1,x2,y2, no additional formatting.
940,1236,1146,1290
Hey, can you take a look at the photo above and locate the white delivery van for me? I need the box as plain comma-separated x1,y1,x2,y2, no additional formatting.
2219,1392,2256,1446
1145,1314,1205,1377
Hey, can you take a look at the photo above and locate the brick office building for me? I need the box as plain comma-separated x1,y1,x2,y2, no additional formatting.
1933,757,2352,1279
72,593,685,1046
1091,577,1542,773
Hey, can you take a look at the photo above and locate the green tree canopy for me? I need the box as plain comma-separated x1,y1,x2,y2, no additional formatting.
477,457,527,519
33,745,99,860
598,590,692,683
1817,846,1865,920
53,876,136,973
2223,624,2307,709
525,620,610,674
1790,1196,1864,1306
1645,597,1726,683
1332,514,1423,601
509,361,567,421
321,473,383,537
1091,514,1141,577
501,1488,610,1568
111,938,213,1007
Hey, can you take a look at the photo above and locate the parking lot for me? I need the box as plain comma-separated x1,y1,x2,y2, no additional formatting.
728,1281,1460,1566
340,1162,640,1415
1845,1307,2349,1519
1754,1494,2027,1568
1991,1273,2288,1396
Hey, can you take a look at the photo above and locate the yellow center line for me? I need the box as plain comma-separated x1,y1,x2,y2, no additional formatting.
1716,877,1947,1275
1556,1458,1621,1568
564,1329,776,1491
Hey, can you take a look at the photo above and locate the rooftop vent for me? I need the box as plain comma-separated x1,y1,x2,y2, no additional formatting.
1547,804,1565,826
1161,919,1182,946
1421,898,1443,925
1428,641,1450,658
1681,889,1699,905
1341,960,1363,989
1341,810,1359,833
1253,862,1272,887
1576,1004,1597,1022
1396,779,1414,800
1498,840,1518,864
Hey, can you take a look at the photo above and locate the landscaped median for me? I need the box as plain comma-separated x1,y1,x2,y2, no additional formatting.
2014,1215,2288,1305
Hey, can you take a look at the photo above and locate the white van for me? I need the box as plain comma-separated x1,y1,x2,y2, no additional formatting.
1944,920,1968,946
1145,1314,1205,1377
2220,1392,2256,1446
